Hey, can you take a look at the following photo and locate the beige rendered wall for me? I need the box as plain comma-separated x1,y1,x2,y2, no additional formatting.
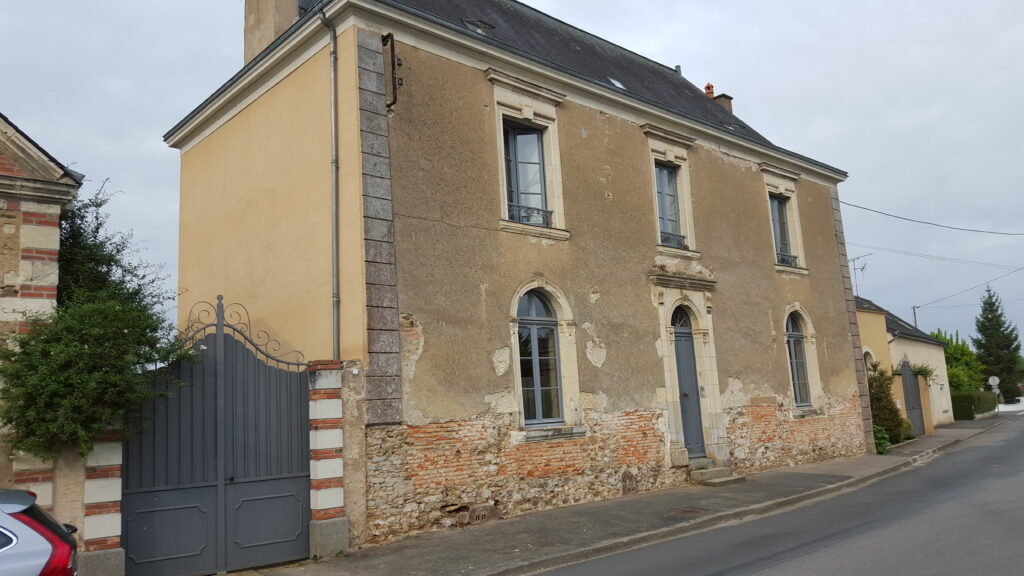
178,27,365,361
856,309,906,411
890,338,954,426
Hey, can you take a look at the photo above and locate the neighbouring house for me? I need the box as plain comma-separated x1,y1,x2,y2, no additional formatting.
856,296,954,436
157,0,872,571
0,114,129,574
0,111,81,488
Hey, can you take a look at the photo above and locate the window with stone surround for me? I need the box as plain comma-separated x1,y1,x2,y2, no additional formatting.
786,313,811,407
761,163,807,272
509,280,582,429
517,290,563,424
643,124,697,257
488,69,569,241
783,306,824,410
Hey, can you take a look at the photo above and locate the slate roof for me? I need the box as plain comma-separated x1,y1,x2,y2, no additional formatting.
856,296,945,347
171,0,845,176
854,296,886,314
308,0,774,145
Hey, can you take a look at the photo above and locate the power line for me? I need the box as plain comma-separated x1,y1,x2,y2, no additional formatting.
916,267,1024,309
840,201,1024,236
846,242,1019,269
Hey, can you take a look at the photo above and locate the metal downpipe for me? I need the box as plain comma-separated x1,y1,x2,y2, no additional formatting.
319,9,340,361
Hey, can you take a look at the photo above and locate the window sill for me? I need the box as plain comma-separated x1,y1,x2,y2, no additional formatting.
517,425,588,443
656,245,701,260
775,264,809,275
500,220,571,241
792,407,823,419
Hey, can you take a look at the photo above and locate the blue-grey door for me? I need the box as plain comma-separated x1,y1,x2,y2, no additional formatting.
123,297,310,576
673,308,705,458
900,361,925,436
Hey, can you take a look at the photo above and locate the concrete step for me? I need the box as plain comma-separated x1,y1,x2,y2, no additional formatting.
689,466,733,483
701,475,747,487
687,457,714,470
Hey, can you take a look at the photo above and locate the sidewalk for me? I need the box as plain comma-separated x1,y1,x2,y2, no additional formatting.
248,413,1019,576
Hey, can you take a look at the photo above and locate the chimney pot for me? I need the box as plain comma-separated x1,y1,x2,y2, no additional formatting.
704,83,715,98
244,0,299,64
674,65,682,76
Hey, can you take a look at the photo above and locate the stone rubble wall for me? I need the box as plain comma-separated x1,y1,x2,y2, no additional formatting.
725,395,864,474
361,409,687,544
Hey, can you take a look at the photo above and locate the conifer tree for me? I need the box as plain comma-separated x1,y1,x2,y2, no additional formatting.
971,287,1022,401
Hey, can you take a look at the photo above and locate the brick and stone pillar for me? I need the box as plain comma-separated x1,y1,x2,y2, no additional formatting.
307,360,348,556
81,440,124,567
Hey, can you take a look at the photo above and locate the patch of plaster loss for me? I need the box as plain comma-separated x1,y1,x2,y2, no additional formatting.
582,322,607,368
654,387,667,408
490,346,511,376
484,390,519,414
591,391,609,412
528,237,557,246
588,287,601,304
400,313,424,382
580,128,589,139
721,377,746,410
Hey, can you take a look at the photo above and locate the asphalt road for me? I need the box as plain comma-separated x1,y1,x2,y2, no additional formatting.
540,416,1024,576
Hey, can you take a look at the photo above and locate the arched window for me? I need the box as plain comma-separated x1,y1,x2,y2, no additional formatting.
517,290,562,424
863,350,875,369
786,313,811,406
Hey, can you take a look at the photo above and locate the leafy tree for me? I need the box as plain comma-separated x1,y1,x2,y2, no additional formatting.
930,328,986,391
0,186,187,458
972,287,1023,401
867,362,904,445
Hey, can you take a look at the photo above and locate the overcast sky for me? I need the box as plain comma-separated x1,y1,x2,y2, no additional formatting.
2,0,1021,341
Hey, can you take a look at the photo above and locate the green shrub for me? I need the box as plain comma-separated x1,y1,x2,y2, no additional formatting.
873,425,892,454
951,390,1000,421
951,391,976,420
976,390,998,414
867,362,904,444
900,418,914,440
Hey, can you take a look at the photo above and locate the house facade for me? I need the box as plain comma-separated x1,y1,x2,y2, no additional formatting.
168,0,872,548
856,296,953,436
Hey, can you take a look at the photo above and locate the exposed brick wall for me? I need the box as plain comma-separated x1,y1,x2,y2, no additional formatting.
725,395,864,473
0,155,26,177
362,409,685,544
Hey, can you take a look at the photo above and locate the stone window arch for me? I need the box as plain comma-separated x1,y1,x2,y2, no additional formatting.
508,280,581,426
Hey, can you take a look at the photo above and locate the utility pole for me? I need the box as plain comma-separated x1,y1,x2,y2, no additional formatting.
912,305,920,327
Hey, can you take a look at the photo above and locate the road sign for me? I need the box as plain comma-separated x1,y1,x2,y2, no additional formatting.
989,376,1000,387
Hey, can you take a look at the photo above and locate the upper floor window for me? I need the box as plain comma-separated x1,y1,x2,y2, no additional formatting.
488,69,568,240
504,122,550,227
761,163,805,270
770,195,796,267
517,290,562,424
642,124,696,255
786,313,811,407
655,163,686,249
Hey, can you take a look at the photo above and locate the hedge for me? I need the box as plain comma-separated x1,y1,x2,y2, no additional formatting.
951,390,999,420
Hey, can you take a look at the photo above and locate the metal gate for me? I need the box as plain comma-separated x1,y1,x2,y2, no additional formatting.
122,297,310,576
900,361,925,437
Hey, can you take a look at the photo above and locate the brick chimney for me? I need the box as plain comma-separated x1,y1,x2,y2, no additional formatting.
705,82,734,114
244,0,299,63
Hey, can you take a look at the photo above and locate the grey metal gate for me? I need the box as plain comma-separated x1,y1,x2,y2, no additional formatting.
900,361,925,437
673,308,705,458
122,297,310,576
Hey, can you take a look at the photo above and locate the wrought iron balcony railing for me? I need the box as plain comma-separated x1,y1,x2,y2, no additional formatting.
776,252,799,267
660,231,688,250
508,203,553,228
